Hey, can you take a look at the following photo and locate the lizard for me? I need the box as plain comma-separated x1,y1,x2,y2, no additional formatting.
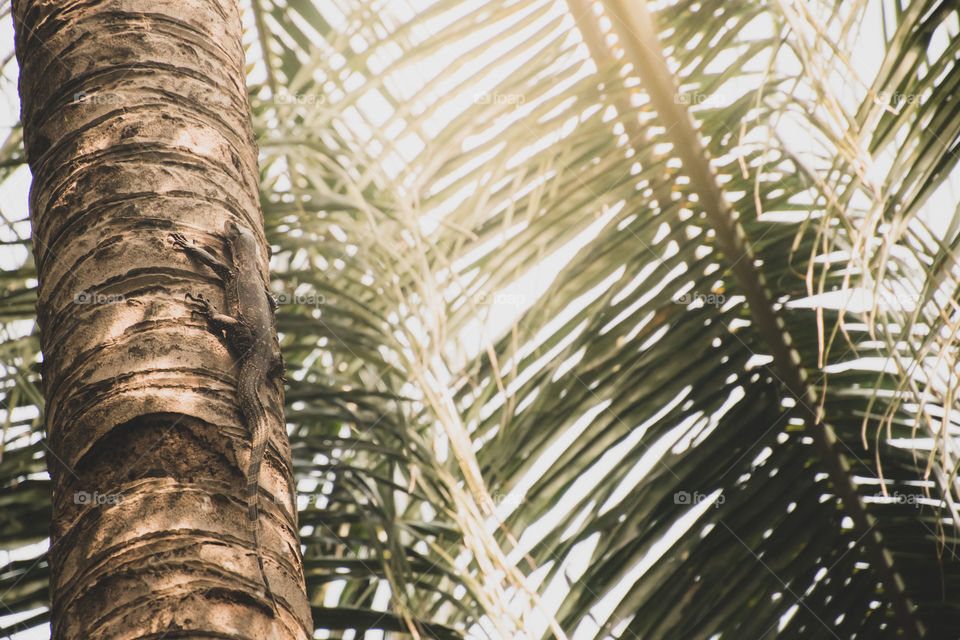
171,220,283,613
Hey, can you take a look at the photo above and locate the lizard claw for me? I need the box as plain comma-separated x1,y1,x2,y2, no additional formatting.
170,233,189,249
185,292,214,313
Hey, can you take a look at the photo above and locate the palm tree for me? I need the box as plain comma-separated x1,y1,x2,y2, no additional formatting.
1,0,959,638
7,1,310,637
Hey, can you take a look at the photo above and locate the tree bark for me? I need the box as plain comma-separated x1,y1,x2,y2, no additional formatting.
12,1,312,637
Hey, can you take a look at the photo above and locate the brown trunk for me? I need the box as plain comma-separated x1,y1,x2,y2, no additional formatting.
12,1,312,637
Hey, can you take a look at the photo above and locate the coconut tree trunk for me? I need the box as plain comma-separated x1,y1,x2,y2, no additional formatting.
12,1,312,638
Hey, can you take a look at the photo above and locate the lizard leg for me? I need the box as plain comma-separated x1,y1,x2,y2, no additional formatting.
186,293,241,333
207,312,241,333
265,285,278,312
171,233,233,280
268,350,285,381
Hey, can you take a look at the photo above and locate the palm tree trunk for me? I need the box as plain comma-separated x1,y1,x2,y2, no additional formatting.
12,1,312,637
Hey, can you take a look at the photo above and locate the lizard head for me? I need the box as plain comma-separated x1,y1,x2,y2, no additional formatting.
224,219,258,258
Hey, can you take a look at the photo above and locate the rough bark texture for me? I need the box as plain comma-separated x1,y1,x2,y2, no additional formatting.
12,1,312,637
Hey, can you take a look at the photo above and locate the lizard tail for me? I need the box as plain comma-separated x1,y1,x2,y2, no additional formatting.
239,367,277,612
251,502,277,611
